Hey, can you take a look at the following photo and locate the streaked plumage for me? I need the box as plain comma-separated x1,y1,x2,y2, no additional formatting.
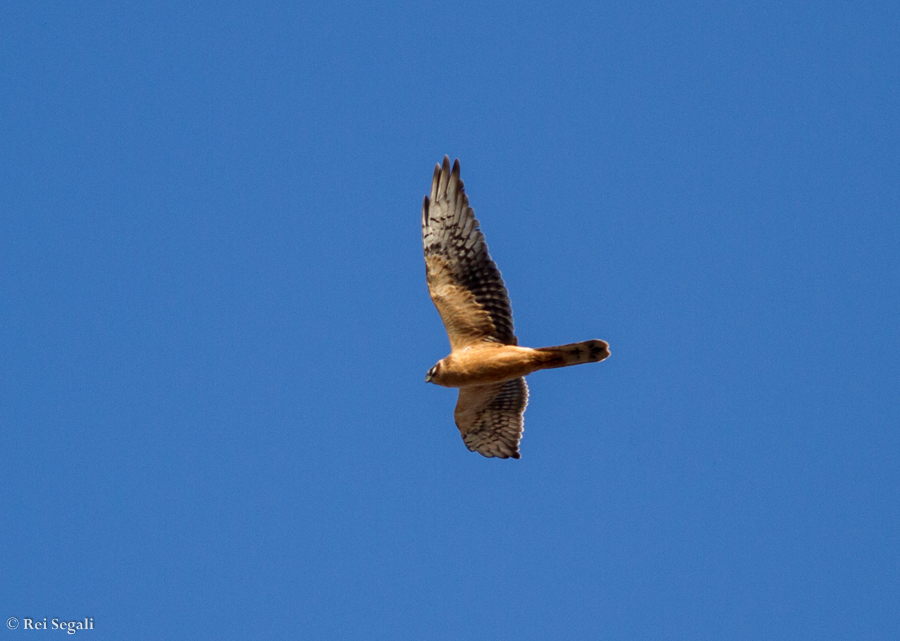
422,157,610,459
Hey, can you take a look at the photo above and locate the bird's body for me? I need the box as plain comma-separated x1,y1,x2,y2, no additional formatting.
422,156,609,458
428,341,610,389
428,343,546,388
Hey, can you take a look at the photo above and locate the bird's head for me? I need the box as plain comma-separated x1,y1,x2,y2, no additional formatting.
425,362,441,384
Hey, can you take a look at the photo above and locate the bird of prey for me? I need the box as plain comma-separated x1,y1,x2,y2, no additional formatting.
422,156,610,458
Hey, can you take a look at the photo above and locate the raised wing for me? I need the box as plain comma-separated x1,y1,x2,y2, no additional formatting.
454,377,529,459
422,156,516,349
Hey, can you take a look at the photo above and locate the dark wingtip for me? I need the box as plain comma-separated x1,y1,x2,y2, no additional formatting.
451,158,460,177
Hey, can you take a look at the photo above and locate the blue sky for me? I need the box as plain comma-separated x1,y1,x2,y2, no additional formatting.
2,1,898,639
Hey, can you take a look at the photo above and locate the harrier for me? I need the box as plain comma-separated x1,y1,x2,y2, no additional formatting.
423,156,610,458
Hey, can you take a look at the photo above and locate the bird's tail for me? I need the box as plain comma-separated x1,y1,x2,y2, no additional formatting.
534,340,610,370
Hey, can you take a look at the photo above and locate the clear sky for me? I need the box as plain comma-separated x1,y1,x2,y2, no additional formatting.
2,1,898,639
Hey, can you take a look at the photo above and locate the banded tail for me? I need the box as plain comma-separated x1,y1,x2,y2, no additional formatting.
535,339,610,370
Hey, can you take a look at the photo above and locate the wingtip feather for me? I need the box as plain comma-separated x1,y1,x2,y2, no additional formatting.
430,163,441,201
437,156,452,199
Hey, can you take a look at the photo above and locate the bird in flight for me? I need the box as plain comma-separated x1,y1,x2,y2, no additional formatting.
422,156,610,458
